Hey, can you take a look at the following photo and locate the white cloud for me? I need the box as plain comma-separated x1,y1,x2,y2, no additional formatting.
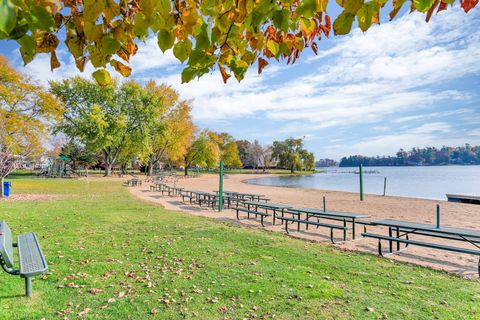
410,122,451,134
130,36,179,72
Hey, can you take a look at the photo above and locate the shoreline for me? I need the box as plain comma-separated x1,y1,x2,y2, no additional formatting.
243,176,452,202
129,173,480,279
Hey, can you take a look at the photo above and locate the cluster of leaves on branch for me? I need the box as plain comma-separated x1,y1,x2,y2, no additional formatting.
0,55,62,195
1,0,476,86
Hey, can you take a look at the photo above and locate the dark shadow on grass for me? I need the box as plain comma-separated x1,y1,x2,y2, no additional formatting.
0,294,25,300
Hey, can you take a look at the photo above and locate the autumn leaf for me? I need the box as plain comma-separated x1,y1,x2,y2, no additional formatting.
110,59,131,77
92,69,112,87
461,0,478,12
50,51,60,70
218,63,230,84
257,57,268,74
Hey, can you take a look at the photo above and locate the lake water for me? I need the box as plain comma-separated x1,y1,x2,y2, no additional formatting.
246,166,480,200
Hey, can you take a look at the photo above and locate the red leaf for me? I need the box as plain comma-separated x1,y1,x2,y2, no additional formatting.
265,26,276,40
311,42,318,55
324,15,332,37
218,63,230,84
461,0,478,12
437,1,448,12
258,57,269,74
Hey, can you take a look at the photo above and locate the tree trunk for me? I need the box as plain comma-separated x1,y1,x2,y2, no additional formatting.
105,163,113,176
184,166,189,176
290,165,294,173
0,176,4,198
147,155,156,176
103,148,117,176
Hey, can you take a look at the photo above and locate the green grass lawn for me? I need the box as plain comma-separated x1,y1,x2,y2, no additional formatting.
0,178,479,319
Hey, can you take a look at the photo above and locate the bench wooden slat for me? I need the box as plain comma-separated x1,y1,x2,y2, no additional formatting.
17,233,48,277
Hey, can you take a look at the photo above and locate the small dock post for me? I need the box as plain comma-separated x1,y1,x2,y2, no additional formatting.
323,196,326,212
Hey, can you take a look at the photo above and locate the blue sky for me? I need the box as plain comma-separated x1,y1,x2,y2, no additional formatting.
1,5,479,160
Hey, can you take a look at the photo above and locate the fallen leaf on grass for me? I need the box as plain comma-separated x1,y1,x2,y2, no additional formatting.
89,288,103,295
77,307,91,317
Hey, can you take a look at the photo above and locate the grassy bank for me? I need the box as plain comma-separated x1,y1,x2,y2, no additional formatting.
0,178,479,319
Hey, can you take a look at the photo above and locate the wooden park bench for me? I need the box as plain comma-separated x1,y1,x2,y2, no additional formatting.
0,221,48,297
276,216,350,243
235,208,271,227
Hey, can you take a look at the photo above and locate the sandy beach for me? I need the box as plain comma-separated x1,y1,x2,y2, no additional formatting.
130,173,480,279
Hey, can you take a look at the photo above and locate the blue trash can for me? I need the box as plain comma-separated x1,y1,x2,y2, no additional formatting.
3,181,11,197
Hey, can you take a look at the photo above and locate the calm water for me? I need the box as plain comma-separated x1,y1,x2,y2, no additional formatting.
246,166,480,200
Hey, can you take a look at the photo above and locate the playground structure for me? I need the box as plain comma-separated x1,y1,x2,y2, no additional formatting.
37,156,88,178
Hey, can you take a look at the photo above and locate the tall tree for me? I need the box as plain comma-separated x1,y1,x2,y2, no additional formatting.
208,132,242,168
51,77,164,176
145,85,194,176
0,55,61,196
271,138,306,173
236,140,253,167
182,132,220,176
1,0,475,85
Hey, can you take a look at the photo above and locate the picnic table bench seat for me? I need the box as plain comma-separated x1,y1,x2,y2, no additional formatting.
362,232,480,275
235,208,271,227
363,219,480,276
182,194,194,203
198,198,218,208
277,216,350,243
0,221,48,297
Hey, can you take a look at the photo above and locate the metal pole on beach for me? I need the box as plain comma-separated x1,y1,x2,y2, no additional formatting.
218,160,224,212
323,196,326,212
359,164,364,201
436,204,440,228
383,177,387,196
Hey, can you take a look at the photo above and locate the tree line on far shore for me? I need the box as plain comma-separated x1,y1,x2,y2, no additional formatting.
339,145,480,167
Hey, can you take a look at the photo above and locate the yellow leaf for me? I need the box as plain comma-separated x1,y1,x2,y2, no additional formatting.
92,69,112,86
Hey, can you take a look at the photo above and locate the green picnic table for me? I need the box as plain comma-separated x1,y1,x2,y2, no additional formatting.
288,208,369,240
242,200,292,224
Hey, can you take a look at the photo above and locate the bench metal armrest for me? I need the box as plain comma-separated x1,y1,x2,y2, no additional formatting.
0,259,19,275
